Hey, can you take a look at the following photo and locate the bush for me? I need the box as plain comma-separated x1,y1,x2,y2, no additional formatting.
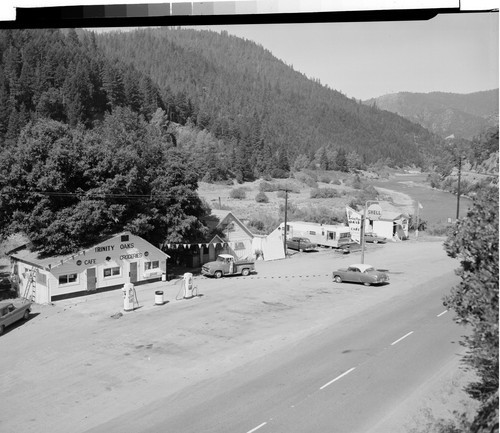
270,168,289,179
310,187,339,198
427,222,454,236
255,192,269,203
259,181,277,192
230,187,246,199
276,190,286,199
293,172,318,188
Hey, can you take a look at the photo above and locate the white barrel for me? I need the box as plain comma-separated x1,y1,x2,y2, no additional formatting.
155,290,164,305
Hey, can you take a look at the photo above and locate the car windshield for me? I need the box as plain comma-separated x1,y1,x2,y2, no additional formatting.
364,267,375,272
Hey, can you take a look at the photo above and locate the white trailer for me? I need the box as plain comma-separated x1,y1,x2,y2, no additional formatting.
279,221,351,248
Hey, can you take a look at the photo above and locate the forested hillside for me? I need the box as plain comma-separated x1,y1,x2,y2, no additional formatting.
0,29,210,255
364,89,499,140
0,27,474,255
96,27,443,174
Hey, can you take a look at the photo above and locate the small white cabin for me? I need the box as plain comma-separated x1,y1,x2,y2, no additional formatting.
274,221,351,248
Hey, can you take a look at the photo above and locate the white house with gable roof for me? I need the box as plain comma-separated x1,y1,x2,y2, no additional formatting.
9,231,169,303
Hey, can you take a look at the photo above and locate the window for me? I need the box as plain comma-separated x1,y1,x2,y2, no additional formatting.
309,231,316,235
145,261,159,271
103,267,120,278
234,242,245,250
59,274,77,285
121,235,129,242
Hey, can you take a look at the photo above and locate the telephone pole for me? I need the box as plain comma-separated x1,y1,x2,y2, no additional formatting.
283,189,288,256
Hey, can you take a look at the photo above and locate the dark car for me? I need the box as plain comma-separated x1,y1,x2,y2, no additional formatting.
286,237,317,252
364,233,387,244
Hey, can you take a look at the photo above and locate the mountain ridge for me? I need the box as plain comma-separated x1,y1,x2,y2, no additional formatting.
363,89,499,139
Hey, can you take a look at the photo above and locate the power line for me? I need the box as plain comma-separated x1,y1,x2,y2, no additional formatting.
0,190,203,201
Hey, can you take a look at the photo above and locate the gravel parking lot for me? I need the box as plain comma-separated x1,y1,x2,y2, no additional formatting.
1,238,474,433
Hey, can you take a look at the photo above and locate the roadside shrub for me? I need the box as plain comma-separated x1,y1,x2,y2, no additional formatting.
230,187,246,200
294,172,318,188
362,184,378,196
255,192,269,203
350,175,363,189
276,182,300,193
247,213,280,234
427,222,454,236
330,179,341,185
310,187,339,198
270,168,289,179
259,181,278,192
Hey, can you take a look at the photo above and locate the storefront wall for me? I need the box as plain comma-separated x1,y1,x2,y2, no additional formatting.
12,233,168,303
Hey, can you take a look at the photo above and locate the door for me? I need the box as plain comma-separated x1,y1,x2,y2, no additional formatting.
129,262,138,283
87,268,96,291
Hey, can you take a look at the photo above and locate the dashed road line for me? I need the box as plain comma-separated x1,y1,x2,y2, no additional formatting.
437,310,448,317
320,367,356,390
390,331,414,346
246,421,267,433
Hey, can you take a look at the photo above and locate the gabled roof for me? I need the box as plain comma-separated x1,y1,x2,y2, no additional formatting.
379,211,408,221
10,231,169,271
205,210,254,239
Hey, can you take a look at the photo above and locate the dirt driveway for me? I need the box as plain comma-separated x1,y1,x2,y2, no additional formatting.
1,238,474,433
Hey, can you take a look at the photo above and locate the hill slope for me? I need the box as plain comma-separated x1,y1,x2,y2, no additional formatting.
364,90,499,140
96,28,442,169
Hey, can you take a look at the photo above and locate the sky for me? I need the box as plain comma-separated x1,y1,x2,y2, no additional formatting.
196,12,498,100
0,3,498,101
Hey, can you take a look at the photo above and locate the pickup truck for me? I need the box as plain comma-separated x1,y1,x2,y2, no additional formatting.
0,300,32,335
201,254,255,278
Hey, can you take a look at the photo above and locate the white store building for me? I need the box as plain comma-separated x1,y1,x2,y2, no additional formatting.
9,232,169,303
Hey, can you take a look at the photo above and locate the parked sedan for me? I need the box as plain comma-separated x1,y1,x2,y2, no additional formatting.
0,300,32,335
332,263,389,286
286,237,317,252
364,233,387,244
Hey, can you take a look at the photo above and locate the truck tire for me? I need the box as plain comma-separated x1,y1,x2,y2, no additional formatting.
23,309,30,320
0,324,4,335
214,271,223,279
241,268,250,277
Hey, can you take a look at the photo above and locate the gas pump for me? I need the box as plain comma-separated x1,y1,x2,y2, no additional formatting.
183,272,194,299
122,282,138,311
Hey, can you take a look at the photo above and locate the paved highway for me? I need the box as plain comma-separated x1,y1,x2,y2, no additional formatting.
85,272,467,433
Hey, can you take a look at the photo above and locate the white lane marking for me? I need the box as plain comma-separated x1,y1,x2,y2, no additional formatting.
391,331,414,346
320,367,356,390
437,310,448,317
247,422,267,433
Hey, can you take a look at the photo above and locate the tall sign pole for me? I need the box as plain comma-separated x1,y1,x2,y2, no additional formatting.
361,201,382,264
283,189,288,257
456,155,462,220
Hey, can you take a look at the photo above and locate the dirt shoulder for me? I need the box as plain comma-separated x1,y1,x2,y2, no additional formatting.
1,239,473,433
